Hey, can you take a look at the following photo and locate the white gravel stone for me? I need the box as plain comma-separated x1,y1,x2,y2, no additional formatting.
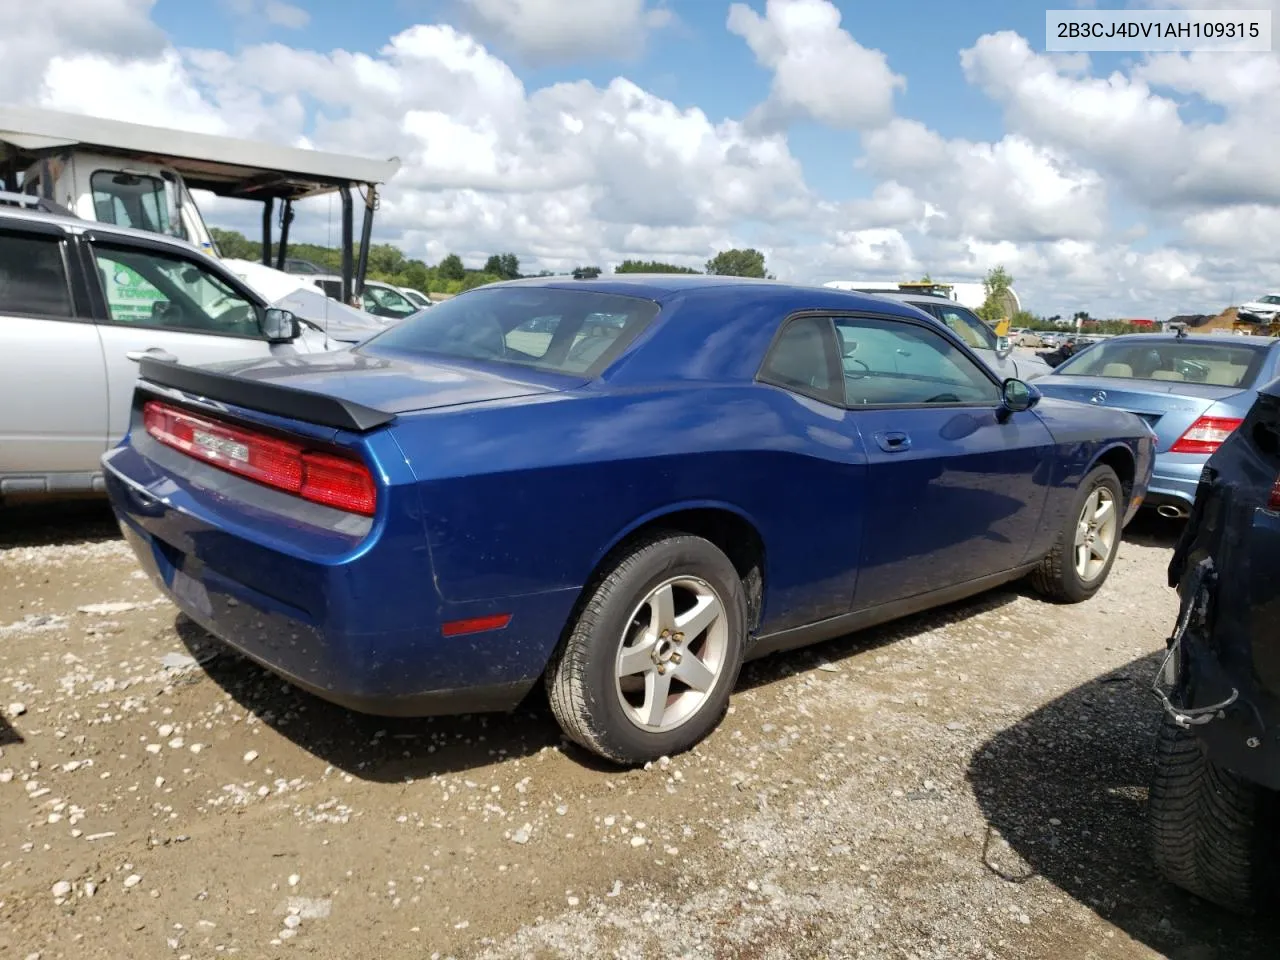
51,880,72,898
123,874,142,888
511,824,532,844
7,703,26,717
283,915,301,929
243,750,259,764
288,874,300,887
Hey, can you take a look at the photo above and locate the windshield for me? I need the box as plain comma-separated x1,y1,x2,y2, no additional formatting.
1054,339,1266,388
91,170,181,237
1259,295,1280,305
363,286,660,375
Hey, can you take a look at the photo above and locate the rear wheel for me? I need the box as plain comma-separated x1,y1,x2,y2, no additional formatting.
1149,714,1276,915
546,533,746,765
1030,464,1123,603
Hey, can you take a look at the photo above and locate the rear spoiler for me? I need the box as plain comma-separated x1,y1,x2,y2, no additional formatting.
137,357,396,433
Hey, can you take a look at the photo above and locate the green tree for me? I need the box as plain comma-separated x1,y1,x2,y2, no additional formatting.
705,248,770,279
438,253,466,282
209,228,260,260
484,255,504,276
499,253,520,279
615,259,699,274
976,265,1015,322
572,266,601,279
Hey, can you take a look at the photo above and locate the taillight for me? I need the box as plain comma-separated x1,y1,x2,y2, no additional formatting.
1268,475,1280,512
1169,416,1243,454
142,401,376,516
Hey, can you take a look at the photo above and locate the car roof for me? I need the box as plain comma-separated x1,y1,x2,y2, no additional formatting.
0,204,204,257
868,291,965,306
478,273,932,316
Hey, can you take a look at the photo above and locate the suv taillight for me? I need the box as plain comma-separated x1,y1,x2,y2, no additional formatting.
1169,416,1243,455
143,401,376,516
1268,475,1280,512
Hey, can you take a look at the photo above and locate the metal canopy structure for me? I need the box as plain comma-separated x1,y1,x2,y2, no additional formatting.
0,105,401,301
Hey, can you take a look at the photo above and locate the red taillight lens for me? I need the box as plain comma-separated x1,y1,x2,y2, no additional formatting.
143,401,376,516
1268,476,1280,512
1169,416,1244,455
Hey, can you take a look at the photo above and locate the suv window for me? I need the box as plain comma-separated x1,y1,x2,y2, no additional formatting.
759,315,841,404
925,303,996,351
362,285,417,319
836,317,1000,405
0,233,72,318
92,245,261,336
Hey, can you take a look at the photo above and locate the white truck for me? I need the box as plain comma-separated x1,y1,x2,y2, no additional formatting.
0,105,400,313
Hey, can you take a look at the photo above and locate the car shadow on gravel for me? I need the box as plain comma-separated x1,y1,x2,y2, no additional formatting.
173,616,589,783
969,652,1278,960
0,499,119,549
1123,511,1185,549
0,714,21,748
176,587,1025,780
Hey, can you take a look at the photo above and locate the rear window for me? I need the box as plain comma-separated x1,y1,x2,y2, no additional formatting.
1054,339,1267,388
362,287,660,376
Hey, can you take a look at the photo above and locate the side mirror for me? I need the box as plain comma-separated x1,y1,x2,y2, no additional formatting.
1000,377,1037,414
996,335,1012,355
261,307,300,343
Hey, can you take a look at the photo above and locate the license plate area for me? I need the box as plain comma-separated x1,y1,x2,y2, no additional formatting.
172,568,213,619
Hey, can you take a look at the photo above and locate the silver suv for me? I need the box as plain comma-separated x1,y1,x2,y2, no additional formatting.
0,203,375,499
872,292,1050,382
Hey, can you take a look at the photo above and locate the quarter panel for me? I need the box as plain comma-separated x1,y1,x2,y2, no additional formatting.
393,384,870,634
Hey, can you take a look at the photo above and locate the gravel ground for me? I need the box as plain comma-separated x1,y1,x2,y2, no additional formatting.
0,500,1275,960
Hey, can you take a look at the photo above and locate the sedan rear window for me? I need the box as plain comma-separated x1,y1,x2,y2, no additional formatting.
362,287,659,375
1055,340,1267,388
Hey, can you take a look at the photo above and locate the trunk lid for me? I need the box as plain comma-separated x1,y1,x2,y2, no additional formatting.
1034,375,1246,452
186,348,581,420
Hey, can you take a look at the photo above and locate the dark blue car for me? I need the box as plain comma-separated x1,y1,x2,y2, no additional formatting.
102,276,1154,764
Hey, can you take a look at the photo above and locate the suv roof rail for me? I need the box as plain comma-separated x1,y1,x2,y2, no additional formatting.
0,190,78,218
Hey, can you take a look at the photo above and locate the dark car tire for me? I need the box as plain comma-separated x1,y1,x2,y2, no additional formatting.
1029,464,1123,603
545,532,747,766
1149,714,1276,915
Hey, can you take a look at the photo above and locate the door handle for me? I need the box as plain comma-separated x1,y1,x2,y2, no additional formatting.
125,348,179,364
874,431,911,453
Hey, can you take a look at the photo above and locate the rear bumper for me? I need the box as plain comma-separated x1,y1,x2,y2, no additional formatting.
1145,452,1208,512
103,441,573,717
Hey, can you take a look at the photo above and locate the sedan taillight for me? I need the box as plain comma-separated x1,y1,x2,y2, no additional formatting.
143,401,376,516
1169,416,1243,455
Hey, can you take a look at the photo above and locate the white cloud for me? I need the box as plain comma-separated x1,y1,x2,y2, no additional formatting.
960,31,1280,209
728,0,904,130
458,0,672,65
223,0,311,29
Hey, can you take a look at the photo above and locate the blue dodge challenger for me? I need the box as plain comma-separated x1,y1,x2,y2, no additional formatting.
103,275,1154,764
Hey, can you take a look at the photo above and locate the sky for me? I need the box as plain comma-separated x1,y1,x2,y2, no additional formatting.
4,0,1280,319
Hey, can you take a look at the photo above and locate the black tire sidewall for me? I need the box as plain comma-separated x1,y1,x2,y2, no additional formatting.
576,536,746,763
1061,465,1123,601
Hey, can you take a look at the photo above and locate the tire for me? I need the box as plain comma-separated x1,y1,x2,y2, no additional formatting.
1029,463,1123,603
1149,714,1274,915
545,532,747,766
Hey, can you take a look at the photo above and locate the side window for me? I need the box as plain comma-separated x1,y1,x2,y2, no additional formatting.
836,316,1000,406
759,315,841,404
934,305,996,351
0,233,73,318
92,245,262,337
